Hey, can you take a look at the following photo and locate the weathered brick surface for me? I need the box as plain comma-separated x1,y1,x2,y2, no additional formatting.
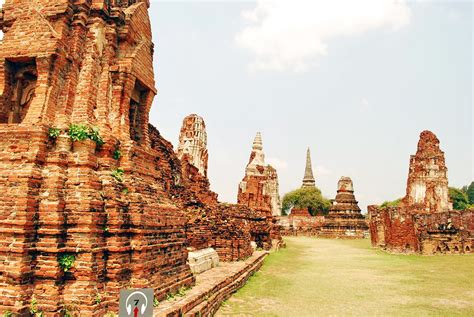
276,215,324,236
0,1,280,315
173,116,278,258
0,1,197,315
368,131,473,254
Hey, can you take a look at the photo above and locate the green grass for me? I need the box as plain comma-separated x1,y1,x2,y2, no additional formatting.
217,237,474,316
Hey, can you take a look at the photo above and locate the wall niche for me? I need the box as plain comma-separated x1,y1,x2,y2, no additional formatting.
0,60,38,124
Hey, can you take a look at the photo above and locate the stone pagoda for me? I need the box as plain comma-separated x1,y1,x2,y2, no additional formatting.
177,114,209,177
238,133,282,216
302,148,316,188
320,177,368,238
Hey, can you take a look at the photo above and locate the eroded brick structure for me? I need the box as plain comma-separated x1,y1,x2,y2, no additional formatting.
319,177,368,239
177,114,208,177
238,133,282,216
368,131,473,254
0,1,279,315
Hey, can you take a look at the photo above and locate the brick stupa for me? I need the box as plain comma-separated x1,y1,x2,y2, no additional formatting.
320,177,368,238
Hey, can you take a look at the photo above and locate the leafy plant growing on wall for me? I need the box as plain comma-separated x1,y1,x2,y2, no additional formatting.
68,124,104,146
111,168,125,183
30,297,44,317
58,254,76,272
113,149,122,160
48,127,61,140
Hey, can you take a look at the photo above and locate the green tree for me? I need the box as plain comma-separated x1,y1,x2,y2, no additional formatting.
466,182,474,205
380,198,402,209
448,187,469,210
282,187,331,216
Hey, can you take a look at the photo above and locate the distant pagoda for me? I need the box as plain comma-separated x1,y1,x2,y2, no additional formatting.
302,148,316,188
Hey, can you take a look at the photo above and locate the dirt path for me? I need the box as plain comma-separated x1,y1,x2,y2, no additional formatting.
217,237,474,316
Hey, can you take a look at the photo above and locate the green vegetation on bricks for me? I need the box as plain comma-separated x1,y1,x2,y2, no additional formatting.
68,124,104,145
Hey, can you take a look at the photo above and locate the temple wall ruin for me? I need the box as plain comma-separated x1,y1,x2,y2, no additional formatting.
368,131,473,255
0,1,280,315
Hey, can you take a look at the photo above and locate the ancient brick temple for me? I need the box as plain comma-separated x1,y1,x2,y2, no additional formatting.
319,177,368,238
301,148,316,188
368,131,473,254
177,114,208,177
0,1,279,315
238,133,282,216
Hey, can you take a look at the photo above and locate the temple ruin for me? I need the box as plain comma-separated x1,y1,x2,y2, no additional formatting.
0,1,280,315
177,114,208,177
319,177,369,238
301,148,316,188
368,131,473,254
238,133,282,216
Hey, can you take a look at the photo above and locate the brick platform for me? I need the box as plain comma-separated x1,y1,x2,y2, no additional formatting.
154,251,268,317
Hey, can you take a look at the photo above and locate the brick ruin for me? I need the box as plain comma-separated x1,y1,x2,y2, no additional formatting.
177,114,208,178
319,177,368,239
277,177,368,238
237,132,282,216
368,131,473,254
0,1,279,315
176,116,279,256
277,150,368,238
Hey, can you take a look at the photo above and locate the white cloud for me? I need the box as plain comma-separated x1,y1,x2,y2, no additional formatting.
236,0,411,72
315,165,331,175
267,157,288,170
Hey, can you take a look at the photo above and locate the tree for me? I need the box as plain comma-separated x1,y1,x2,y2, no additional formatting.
282,187,331,216
380,198,402,209
467,182,474,205
448,187,469,210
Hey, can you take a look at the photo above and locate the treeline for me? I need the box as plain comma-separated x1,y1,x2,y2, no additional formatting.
449,181,474,210
380,182,474,211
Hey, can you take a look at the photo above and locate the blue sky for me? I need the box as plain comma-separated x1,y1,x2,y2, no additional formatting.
147,1,472,211
1,1,470,211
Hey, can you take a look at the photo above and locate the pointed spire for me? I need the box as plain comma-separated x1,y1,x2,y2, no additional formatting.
252,132,263,151
302,148,316,188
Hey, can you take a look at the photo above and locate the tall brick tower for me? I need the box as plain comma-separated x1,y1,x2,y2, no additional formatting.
402,130,451,212
0,0,194,315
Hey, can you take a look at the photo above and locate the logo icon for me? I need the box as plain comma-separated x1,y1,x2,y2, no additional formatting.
119,289,153,317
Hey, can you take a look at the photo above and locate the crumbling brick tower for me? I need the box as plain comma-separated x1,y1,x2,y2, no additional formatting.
238,132,282,216
402,130,451,212
368,131,473,254
0,0,194,315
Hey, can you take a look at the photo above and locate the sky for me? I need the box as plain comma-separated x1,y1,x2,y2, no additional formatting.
147,0,472,211
0,1,472,211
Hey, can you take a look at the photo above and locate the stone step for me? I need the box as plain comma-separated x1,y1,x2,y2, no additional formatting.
154,251,268,317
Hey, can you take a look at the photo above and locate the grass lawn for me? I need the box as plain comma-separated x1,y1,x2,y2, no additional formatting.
217,237,474,316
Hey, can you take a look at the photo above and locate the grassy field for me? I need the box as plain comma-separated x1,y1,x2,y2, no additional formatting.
217,237,474,316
